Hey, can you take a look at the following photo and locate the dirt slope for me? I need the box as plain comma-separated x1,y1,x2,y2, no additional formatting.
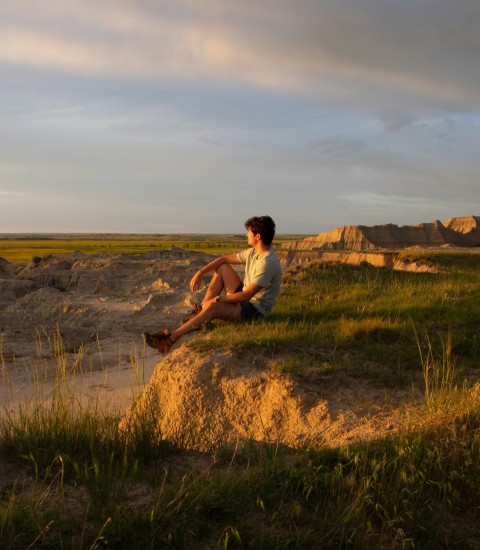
0,249,211,362
120,346,415,450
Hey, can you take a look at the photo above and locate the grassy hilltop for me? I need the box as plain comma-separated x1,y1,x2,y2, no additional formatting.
1,247,480,548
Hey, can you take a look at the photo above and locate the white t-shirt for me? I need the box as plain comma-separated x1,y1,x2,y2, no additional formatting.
236,247,282,316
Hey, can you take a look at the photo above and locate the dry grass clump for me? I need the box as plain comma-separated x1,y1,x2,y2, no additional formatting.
2,379,480,548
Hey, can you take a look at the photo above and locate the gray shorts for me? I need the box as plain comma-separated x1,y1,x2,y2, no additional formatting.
235,283,264,320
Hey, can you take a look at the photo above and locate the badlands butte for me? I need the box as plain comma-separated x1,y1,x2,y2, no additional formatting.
284,214,480,251
1,215,479,448
281,214,480,271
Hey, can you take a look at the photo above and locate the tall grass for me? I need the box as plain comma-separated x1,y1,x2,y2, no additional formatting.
412,324,466,411
193,257,480,388
1,252,480,547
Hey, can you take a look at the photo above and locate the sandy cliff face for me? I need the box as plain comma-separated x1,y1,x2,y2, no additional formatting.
443,215,480,244
282,227,375,250
120,347,410,450
283,215,480,251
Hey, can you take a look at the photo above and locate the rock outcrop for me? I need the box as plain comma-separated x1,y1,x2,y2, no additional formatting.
14,249,207,295
120,347,407,450
276,250,436,273
443,215,480,245
283,215,480,251
0,249,213,363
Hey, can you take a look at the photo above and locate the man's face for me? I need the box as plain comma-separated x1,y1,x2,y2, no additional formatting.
246,228,259,246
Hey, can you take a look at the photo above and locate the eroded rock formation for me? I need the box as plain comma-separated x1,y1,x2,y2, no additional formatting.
283,215,480,251
119,347,408,450
276,250,436,273
0,249,213,364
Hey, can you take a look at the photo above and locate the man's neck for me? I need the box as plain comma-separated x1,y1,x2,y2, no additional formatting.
254,241,270,256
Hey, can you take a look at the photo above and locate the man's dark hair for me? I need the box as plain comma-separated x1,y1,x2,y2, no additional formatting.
245,215,276,246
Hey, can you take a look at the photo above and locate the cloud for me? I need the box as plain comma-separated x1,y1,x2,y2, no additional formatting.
1,0,479,119
1,1,479,233
380,111,415,132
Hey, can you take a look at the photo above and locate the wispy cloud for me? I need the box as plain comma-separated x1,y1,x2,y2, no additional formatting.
1,0,479,115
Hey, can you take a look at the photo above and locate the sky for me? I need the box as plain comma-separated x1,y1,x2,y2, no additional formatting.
1,0,479,235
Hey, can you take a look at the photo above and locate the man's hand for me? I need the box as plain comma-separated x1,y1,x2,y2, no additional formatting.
190,270,203,293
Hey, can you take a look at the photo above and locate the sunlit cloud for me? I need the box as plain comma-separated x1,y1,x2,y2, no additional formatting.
1,0,479,114
1,1,479,232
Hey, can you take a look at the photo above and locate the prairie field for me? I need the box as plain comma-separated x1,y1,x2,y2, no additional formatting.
1,246,480,548
0,234,305,264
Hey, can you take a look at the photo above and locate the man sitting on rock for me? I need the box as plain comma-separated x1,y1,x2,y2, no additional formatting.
144,215,282,354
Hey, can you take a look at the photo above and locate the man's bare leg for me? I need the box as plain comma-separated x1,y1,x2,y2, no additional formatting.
174,264,242,340
144,264,243,352
171,301,241,341
201,264,242,304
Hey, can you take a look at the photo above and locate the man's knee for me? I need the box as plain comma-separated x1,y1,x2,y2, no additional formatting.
215,263,241,291
215,263,233,276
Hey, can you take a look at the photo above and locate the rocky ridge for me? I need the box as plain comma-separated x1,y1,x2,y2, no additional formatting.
282,215,480,251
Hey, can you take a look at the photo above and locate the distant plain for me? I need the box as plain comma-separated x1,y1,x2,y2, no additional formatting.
0,234,308,264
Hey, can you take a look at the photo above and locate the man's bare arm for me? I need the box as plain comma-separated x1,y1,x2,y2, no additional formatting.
213,282,262,304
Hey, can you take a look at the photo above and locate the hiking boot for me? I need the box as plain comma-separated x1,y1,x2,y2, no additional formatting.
182,303,202,325
143,329,175,354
